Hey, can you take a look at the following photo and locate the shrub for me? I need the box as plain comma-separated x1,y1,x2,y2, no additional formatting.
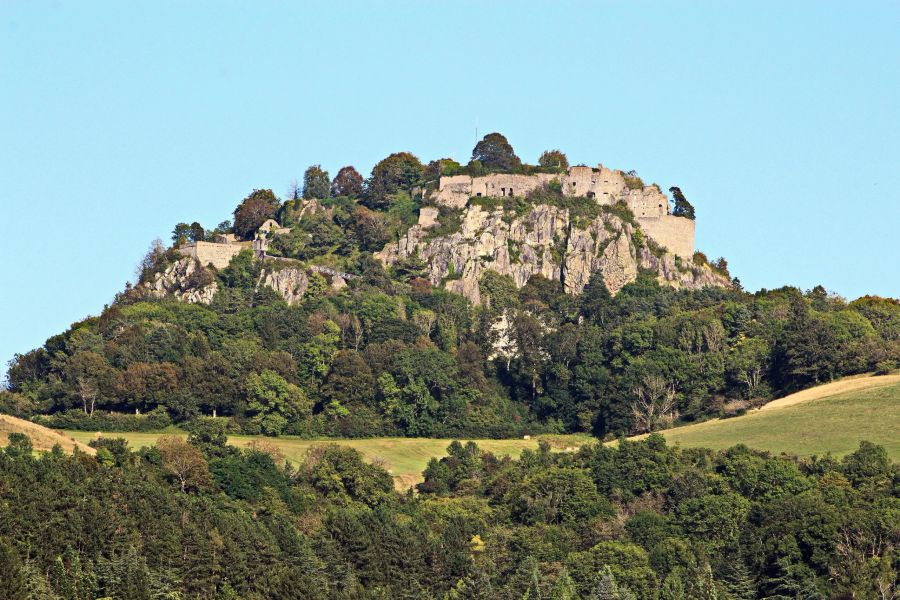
33,407,173,432
624,175,645,190
874,359,897,375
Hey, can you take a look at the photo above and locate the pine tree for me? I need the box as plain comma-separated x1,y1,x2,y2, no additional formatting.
0,539,28,600
591,566,619,600
22,559,62,600
550,569,577,600
523,561,542,600
659,571,686,600
690,564,718,600
718,551,756,599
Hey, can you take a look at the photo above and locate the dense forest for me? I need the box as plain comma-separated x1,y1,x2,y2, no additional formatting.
1,427,897,599
4,135,900,439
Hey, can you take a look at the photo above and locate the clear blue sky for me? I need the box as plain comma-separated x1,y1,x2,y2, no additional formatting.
2,1,899,371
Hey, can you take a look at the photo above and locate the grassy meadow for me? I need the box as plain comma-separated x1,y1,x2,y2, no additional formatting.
64,430,592,488
5,373,897,488
651,374,900,459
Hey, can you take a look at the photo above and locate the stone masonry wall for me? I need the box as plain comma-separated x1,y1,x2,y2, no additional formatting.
433,164,689,256
179,241,245,269
637,215,695,258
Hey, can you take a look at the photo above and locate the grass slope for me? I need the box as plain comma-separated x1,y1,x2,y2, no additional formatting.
0,414,95,455
653,374,900,459
63,431,590,488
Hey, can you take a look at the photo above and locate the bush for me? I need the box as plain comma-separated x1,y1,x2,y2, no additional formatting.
874,359,897,375
624,175,645,190
32,407,173,432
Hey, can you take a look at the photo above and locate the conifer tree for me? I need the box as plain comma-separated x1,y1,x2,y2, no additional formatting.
0,539,27,600
550,568,578,600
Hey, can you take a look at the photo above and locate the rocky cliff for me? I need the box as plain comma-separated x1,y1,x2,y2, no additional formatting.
376,203,729,303
144,257,353,306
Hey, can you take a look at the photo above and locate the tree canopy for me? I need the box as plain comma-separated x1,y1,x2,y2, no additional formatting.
472,132,521,172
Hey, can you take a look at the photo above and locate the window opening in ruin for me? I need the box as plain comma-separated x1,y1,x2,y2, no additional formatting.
509,188,513,196
476,193,482,197
587,192,595,199
501,187,506,196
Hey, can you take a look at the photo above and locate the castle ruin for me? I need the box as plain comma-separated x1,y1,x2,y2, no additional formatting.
433,165,694,258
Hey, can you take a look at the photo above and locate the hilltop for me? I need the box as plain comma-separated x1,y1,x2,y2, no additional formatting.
3,134,899,442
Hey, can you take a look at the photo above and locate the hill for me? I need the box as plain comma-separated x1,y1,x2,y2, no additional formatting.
4,135,899,441
0,414,95,455
649,373,900,458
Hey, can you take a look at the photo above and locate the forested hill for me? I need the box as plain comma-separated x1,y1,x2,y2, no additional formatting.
3,135,900,439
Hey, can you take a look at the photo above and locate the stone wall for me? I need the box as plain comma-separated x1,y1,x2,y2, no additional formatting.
432,164,688,253
179,241,245,269
434,165,668,219
637,215,695,258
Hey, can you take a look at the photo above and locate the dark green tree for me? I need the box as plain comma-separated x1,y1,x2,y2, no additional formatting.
303,164,331,199
669,187,695,220
0,539,27,600
365,152,424,209
472,132,521,172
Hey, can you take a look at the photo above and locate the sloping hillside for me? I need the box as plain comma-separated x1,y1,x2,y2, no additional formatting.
0,414,95,454
651,373,900,458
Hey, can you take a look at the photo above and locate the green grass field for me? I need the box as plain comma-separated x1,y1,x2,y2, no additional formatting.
64,430,592,488
37,374,900,487
652,376,900,459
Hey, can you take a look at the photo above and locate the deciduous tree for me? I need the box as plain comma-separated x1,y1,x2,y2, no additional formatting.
233,189,279,239
472,132,521,172
330,165,364,197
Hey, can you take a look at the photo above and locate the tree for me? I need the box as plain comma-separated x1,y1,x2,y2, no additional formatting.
157,435,212,493
245,369,311,435
330,165,365,197
0,539,27,600
425,158,462,180
321,350,376,409
189,221,205,242
538,149,569,170
509,467,609,525
171,222,192,245
590,566,623,600
669,187,695,220
135,238,166,283
550,569,578,600
630,374,678,433
365,152,423,209
471,132,521,172
726,337,769,399
65,351,115,415
303,165,330,199
233,189,279,239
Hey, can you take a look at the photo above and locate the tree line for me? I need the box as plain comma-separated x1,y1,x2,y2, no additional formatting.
0,426,896,599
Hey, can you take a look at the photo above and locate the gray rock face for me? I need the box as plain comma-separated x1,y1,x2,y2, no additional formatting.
376,204,729,303
260,268,308,305
146,257,218,304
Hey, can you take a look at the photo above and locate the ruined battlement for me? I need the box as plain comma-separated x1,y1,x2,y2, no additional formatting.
178,240,247,269
432,164,693,257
